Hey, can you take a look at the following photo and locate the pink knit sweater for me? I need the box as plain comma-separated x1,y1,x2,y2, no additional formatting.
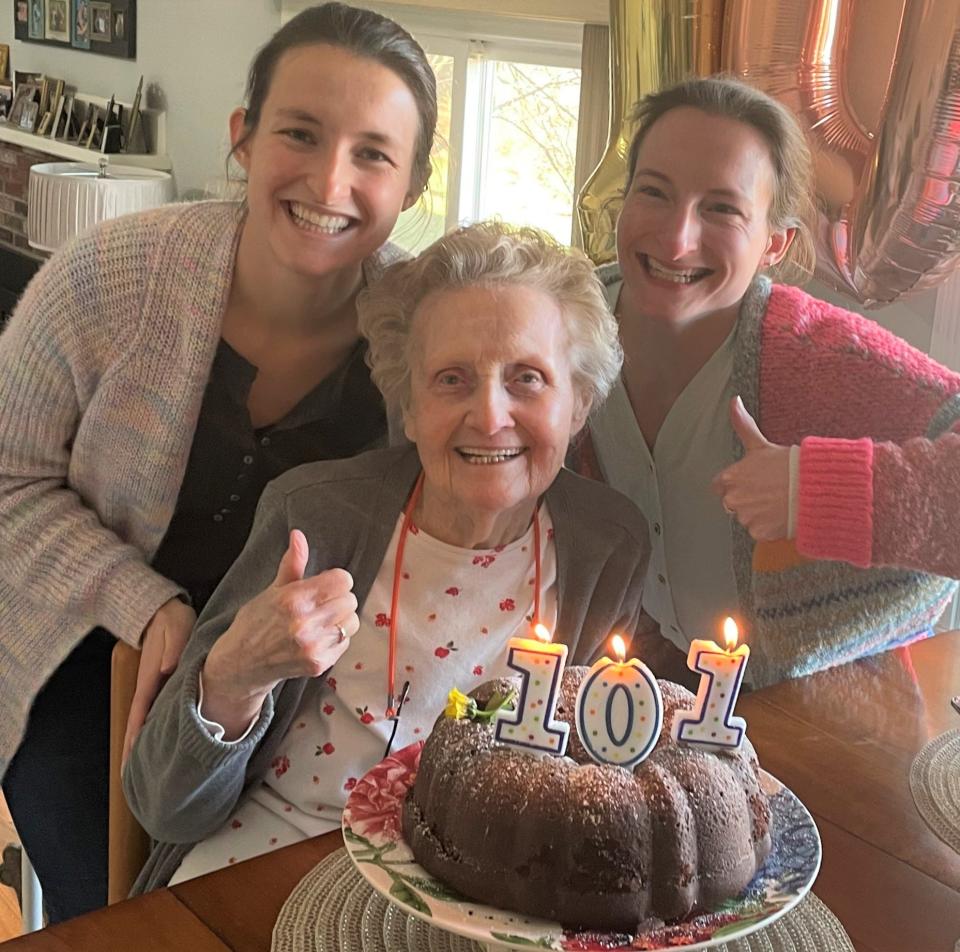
759,283,960,576
578,270,960,685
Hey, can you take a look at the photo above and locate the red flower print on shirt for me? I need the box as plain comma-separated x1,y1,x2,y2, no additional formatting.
404,664,415,673
326,677,337,690
427,613,437,622
499,598,516,612
271,755,290,778
356,706,375,725
322,704,335,716
354,662,363,670
409,524,420,535
374,613,390,628
547,527,555,540
231,819,242,830
344,777,358,792
402,572,411,580
296,721,306,729
480,627,489,635
472,554,496,568
494,544,506,553
434,641,457,658
445,587,460,596
316,742,336,756
473,665,484,676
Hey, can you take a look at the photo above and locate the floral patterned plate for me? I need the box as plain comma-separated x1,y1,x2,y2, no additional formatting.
342,742,821,951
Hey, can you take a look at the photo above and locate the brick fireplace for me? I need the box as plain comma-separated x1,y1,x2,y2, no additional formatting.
0,141,48,325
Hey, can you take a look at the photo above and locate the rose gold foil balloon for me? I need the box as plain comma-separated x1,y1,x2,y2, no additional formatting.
724,0,960,306
579,0,960,306
577,0,725,265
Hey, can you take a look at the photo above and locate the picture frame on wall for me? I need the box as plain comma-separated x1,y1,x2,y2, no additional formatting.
90,2,110,42
45,0,69,42
72,0,90,49
28,0,44,39
15,0,135,59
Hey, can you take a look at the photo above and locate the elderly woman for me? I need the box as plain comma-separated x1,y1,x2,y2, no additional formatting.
124,221,649,892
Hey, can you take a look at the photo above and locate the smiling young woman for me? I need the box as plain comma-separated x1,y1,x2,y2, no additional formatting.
0,2,437,924
572,76,960,689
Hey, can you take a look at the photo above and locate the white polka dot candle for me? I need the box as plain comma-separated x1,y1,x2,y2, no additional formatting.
574,635,663,768
673,617,750,752
494,623,570,756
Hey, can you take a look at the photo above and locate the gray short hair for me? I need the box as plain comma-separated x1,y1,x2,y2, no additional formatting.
358,221,623,413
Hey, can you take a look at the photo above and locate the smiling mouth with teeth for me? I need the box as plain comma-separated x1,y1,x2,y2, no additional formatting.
287,201,353,235
643,254,711,285
456,447,526,464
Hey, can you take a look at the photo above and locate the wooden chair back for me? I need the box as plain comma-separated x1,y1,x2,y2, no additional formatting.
108,642,150,904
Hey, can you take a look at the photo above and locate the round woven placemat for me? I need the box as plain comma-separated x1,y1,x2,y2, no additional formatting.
910,728,960,853
715,892,853,952
272,849,852,952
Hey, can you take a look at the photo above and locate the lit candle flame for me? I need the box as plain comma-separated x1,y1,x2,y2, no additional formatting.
533,622,552,644
723,617,739,652
611,634,627,663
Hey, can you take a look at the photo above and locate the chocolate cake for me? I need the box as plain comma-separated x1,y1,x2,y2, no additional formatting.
401,666,771,932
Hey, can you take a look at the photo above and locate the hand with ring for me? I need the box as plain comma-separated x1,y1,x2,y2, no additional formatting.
200,529,358,735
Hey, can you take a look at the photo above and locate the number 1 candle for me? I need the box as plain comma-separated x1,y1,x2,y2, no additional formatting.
673,617,749,751
494,623,569,756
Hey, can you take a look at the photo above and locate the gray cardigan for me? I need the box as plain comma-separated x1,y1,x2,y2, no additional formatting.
125,445,650,893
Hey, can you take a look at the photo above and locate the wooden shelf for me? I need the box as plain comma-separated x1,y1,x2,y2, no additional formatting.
0,121,171,170
0,92,171,172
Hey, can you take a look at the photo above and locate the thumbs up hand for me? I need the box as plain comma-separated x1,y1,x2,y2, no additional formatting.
711,396,794,542
200,530,358,737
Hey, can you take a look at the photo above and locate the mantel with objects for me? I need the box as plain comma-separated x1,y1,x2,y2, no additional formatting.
0,92,171,171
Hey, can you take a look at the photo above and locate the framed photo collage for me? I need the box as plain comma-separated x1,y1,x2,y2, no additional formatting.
14,0,136,60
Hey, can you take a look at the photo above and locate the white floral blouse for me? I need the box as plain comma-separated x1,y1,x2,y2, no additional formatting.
169,506,558,884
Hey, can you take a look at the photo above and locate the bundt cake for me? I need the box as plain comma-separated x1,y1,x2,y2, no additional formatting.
401,666,771,932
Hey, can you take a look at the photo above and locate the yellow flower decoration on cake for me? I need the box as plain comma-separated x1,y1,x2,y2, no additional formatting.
444,688,472,720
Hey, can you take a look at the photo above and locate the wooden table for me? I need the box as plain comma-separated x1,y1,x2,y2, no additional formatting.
6,632,960,951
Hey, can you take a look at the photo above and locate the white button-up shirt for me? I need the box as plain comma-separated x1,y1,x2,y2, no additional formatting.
591,279,740,651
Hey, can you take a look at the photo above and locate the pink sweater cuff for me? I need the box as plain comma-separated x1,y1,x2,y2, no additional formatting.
797,437,874,568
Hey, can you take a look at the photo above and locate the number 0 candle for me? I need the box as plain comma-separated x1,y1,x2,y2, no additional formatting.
575,635,663,768
673,617,749,751
494,623,569,756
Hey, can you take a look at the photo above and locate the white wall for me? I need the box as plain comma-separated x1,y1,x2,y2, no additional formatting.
0,0,281,196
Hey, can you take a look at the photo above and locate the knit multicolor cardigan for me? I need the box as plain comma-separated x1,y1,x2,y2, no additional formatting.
0,201,403,780
574,270,960,687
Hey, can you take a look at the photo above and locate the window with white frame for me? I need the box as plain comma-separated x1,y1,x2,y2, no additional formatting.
369,8,585,253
